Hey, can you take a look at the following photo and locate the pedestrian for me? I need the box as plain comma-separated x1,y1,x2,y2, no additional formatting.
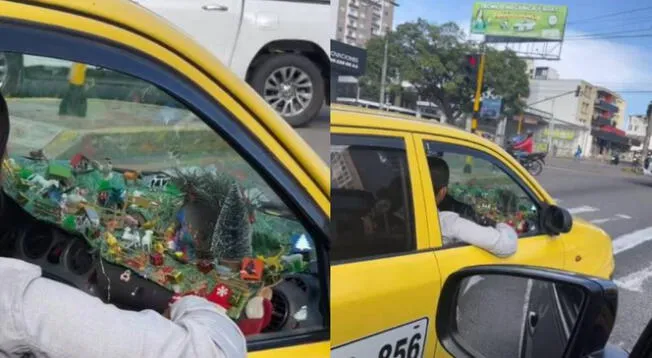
0,93,247,358
574,145,582,161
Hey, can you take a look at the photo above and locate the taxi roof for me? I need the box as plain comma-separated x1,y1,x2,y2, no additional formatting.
12,0,328,197
331,104,506,153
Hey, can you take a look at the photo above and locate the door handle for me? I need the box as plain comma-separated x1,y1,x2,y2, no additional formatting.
202,4,228,11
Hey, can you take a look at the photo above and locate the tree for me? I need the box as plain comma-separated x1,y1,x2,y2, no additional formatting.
359,31,404,103
362,19,530,125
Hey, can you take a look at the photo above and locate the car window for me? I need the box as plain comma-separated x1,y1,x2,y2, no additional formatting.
331,134,415,262
424,140,541,245
0,53,323,340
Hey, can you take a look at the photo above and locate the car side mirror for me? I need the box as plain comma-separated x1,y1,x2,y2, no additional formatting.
436,265,618,358
543,205,573,236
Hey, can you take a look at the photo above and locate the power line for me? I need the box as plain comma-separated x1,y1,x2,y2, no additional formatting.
568,5,652,25
563,33,652,41
566,27,652,39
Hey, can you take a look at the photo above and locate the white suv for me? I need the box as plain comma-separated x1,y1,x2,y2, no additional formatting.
0,0,331,127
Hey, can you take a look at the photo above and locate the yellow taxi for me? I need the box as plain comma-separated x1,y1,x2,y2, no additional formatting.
0,1,328,357
330,104,614,357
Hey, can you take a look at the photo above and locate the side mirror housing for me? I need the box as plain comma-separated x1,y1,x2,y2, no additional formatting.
543,205,573,236
436,265,618,358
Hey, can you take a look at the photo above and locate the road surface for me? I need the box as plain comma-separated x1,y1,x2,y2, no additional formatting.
539,158,652,351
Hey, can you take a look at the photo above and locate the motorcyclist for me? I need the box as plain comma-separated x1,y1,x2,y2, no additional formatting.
0,93,247,357
512,130,534,156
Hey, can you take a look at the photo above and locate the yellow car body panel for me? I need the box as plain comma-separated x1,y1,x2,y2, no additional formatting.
4,1,328,356
331,106,614,357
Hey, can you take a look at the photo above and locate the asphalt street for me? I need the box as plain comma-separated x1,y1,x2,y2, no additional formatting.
538,158,652,351
294,106,329,162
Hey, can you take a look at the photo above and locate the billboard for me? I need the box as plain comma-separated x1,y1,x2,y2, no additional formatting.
470,2,568,41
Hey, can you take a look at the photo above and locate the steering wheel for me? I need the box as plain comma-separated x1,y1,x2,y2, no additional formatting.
0,192,174,313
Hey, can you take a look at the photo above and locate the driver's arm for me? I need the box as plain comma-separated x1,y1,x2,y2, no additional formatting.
0,258,246,358
439,211,518,257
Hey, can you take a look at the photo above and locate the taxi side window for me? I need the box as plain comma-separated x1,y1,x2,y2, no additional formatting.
331,134,415,262
424,141,541,245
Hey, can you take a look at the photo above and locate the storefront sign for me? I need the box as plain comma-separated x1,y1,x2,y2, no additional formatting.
542,128,575,140
480,98,502,120
331,40,367,77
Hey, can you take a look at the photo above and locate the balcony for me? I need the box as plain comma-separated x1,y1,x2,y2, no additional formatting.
592,117,612,127
594,99,619,113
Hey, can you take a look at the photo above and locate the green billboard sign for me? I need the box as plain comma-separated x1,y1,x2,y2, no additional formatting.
471,2,568,41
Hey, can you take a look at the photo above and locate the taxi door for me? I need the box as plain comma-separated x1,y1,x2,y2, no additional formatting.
413,134,565,357
331,127,441,358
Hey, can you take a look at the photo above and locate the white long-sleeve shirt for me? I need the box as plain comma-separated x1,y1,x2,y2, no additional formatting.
0,258,247,358
439,211,518,257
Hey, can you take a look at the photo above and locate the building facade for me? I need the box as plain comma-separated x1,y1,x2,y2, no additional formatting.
336,0,395,48
627,115,648,138
525,79,594,156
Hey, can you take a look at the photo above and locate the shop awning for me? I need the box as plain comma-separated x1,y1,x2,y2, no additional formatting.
591,129,629,145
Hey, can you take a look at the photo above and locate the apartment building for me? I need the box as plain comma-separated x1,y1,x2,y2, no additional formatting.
336,0,395,48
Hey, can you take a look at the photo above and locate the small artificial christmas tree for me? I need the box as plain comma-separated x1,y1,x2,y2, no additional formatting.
211,182,253,265
171,168,235,260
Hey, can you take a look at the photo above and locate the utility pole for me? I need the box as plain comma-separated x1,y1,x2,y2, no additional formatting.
379,36,389,110
642,102,652,168
547,98,556,155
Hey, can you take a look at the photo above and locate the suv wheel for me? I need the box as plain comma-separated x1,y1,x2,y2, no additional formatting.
250,54,324,127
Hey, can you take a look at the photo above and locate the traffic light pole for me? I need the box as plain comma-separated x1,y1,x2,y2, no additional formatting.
463,52,486,174
471,53,486,134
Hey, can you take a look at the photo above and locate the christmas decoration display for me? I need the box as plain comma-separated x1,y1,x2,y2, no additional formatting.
447,182,537,235
1,153,312,326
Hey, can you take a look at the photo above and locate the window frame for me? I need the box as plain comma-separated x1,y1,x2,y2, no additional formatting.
0,19,329,351
331,133,419,264
423,140,546,250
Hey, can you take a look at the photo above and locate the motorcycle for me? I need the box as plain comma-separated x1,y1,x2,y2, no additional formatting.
505,140,547,176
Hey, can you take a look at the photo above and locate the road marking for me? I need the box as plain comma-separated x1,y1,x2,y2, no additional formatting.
613,226,652,255
568,206,599,215
614,263,652,292
590,214,632,225
552,198,563,203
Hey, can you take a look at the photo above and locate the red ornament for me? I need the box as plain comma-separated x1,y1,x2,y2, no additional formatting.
240,258,264,281
206,283,233,310
197,260,214,274
150,253,164,266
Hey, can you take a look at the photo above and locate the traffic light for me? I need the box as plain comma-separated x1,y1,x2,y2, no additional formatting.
574,85,581,97
464,54,481,84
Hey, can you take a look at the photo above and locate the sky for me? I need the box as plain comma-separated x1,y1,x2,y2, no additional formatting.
392,0,652,126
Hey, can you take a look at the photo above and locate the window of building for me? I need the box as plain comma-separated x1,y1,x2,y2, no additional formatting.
331,135,415,262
